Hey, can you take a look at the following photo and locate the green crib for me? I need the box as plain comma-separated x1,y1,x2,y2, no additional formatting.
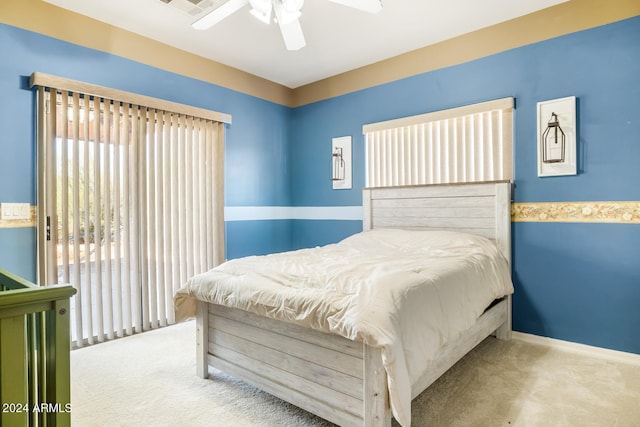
0,268,76,427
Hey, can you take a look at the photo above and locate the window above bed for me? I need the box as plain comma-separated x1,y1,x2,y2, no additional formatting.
363,97,514,187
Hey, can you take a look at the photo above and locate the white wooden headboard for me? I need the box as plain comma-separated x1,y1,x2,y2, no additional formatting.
362,181,512,266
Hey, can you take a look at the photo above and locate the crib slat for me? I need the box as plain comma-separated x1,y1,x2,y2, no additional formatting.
45,298,73,426
0,315,29,426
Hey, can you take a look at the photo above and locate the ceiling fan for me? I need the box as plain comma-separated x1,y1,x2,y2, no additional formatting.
191,0,383,51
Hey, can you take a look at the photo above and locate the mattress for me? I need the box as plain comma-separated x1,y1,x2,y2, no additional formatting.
174,228,513,426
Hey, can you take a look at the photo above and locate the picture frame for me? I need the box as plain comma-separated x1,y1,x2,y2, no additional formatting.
537,96,577,177
331,136,352,189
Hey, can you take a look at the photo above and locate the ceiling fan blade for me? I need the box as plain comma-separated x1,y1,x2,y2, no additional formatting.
278,18,306,51
328,0,382,14
192,0,250,30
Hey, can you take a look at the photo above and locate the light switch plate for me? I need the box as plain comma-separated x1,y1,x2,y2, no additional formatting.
0,203,31,220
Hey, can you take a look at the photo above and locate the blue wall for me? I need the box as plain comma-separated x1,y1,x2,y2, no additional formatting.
1,16,639,354
289,16,640,354
513,223,640,351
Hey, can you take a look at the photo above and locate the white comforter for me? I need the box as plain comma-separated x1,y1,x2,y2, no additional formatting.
174,229,513,426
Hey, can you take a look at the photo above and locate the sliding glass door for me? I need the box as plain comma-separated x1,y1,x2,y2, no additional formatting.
35,81,225,347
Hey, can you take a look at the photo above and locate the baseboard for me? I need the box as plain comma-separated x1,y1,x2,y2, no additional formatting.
512,332,640,366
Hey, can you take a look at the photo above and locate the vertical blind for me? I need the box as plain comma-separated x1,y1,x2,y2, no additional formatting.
363,98,513,187
32,73,229,347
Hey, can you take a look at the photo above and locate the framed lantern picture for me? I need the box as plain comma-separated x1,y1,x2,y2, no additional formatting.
537,96,577,177
331,136,352,189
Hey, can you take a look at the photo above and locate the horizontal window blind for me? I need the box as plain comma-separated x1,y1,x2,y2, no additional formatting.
363,98,513,187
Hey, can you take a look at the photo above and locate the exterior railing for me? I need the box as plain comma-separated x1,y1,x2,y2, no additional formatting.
0,268,76,427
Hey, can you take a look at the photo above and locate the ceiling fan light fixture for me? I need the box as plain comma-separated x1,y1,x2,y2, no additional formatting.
191,0,377,51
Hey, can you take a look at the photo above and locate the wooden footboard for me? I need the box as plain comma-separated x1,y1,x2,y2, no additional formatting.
196,296,509,426
0,268,76,427
196,301,389,426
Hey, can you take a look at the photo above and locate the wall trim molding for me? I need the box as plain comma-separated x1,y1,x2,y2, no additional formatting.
512,331,640,366
512,201,640,224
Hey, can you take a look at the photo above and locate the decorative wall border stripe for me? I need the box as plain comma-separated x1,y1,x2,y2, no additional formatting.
5,203,639,227
512,202,640,224
0,206,36,229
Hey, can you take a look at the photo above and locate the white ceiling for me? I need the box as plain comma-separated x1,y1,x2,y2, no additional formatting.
43,0,567,89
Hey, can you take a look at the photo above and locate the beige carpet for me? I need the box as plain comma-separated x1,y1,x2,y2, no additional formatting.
70,321,640,427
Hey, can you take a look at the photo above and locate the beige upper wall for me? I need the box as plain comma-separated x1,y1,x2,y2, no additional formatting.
2,0,639,108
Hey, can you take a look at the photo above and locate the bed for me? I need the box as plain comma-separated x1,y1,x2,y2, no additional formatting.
174,180,513,426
